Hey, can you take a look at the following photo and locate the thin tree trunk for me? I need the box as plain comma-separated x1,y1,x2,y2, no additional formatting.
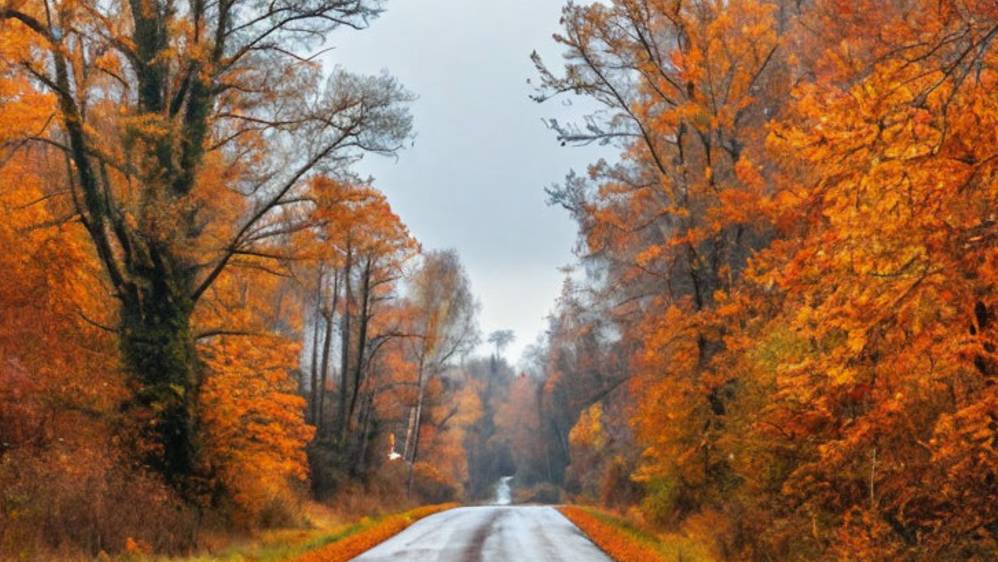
317,316,333,433
403,407,417,460
354,393,374,476
317,269,340,434
309,267,323,424
348,257,373,428
337,246,354,441
406,360,427,498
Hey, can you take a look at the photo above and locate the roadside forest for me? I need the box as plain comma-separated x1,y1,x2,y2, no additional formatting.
511,0,998,560
1,0,997,561
0,0,491,557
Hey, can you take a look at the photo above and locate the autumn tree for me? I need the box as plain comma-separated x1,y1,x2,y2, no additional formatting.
533,0,801,518
0,52,201,549
407,373,482,502
0,0,412,489
400,250,479,496
537,279,637,494
747,1,998,557
189,238,315,524
452,329,513,497
302,179,417,496
539,0,998,559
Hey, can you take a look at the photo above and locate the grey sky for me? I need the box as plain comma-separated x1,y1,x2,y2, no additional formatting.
324,0,605,362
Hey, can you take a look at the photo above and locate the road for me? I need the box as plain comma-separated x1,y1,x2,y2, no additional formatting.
351,506,613,562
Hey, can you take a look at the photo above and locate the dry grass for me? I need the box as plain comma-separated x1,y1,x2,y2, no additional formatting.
120,502,456,562
559,505,715,562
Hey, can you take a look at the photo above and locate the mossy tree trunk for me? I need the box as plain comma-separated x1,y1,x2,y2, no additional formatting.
118,259,201,486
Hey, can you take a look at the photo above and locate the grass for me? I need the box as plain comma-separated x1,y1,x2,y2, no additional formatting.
559,505,715,562
130,503,457,562
291,503,456,562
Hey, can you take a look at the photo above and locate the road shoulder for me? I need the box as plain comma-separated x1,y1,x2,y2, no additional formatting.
291,503,457,562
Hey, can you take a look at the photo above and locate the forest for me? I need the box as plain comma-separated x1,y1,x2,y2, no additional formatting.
1,0,996,561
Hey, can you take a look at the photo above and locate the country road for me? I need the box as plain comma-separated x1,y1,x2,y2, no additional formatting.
351,506,613,562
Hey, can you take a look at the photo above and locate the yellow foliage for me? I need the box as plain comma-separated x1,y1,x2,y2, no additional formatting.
569,403,606,452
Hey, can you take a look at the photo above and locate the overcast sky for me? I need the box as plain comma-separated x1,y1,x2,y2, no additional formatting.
324,0,607,363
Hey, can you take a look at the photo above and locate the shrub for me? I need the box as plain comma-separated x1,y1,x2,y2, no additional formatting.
599,455,643,509
412,463,457,504
559,506,715,562
0,446,197,560
640,476,680,527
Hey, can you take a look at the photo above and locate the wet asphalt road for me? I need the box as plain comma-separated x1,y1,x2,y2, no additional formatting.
350,506,613,562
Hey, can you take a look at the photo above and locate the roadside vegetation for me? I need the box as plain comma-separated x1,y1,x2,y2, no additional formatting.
119,503,456,562
506,1,998,560
1,0,480,557
291,503,456,562
560,506,715,562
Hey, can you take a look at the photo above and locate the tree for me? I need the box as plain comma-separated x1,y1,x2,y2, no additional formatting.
302,179,417,496
1,0,412,489
200,336,313,525
462,357,516,500
534,0,797,514
537,0,998,558
487,330,515,359
752,2,998,555
401,250,479,496
0,110,195,553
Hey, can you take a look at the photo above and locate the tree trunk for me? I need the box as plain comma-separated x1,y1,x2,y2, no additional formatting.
317,270,340,434
353,393,374,476
119,271,200,488
347,257,373,429
337,247,354,441
317,313,334,433
406,362,427,498
308,268,323,424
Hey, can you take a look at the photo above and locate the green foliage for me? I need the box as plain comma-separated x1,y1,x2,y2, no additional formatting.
641,477,681,527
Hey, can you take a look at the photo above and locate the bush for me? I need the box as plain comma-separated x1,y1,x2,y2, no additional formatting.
559,506,715,562
412,463,457,504
640,476,680,527
599,455,643,509
0,446,197,560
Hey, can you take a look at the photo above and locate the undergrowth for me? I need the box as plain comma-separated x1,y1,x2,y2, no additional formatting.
559,505,715,562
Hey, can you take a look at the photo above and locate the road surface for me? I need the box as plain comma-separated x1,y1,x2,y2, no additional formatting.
351,506,613,562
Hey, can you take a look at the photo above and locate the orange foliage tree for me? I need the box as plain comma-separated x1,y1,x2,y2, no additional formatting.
0,0,412,490
0,72,195,552
200,336,313,525
300,178,420,497
537,0,998,559
748,2,998,557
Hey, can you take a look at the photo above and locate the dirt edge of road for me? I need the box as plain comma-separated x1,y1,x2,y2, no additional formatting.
292,502,458,562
